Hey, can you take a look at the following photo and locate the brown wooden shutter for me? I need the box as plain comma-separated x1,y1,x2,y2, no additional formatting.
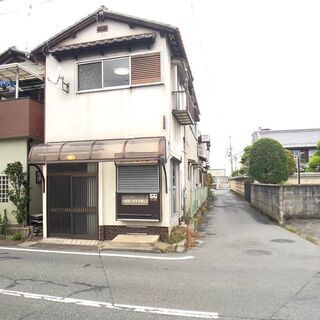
131,52,161,85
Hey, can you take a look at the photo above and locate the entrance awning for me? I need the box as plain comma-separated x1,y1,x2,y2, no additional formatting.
28,137,166,164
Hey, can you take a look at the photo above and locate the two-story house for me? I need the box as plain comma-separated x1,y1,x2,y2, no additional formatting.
0,46,44,223
252,128,320,163
28,7,210,240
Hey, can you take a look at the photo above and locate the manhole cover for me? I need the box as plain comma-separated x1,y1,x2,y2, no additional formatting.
244,249,271,256
270,239,296,243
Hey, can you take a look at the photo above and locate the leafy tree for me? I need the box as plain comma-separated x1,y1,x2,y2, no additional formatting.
285,149,296,175
248,138,288,184
306,139,320,172
3,162,30,226
239,145,252,175
205,173,214,198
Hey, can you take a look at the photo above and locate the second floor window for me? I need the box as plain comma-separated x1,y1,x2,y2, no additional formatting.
77,52,161,92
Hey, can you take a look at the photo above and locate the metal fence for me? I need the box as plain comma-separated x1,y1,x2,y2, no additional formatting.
190,187,208,216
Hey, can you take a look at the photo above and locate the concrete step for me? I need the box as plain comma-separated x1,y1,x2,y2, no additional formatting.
109,234,160,249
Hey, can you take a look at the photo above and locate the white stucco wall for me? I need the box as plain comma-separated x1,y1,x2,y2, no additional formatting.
42,18,200,233
0,138,27,224
45,20,172,143
60,20,154,47
98,162,170,227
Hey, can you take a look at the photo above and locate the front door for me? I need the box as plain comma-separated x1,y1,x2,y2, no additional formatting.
47,163,98,239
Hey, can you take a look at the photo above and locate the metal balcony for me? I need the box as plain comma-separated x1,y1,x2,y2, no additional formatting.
172,90,195,125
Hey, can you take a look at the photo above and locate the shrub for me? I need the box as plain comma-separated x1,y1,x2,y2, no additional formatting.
165,226,185,244
285,149,296,175
231,170,240,177
248,138,288,184
12,232,22,241
306,155,320,172
3,162,30,226
0,209,8,235
307,139,320,172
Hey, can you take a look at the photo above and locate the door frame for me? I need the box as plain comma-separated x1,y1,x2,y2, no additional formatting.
46,164,99,239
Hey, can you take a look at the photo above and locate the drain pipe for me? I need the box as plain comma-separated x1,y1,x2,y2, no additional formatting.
26,138,33,226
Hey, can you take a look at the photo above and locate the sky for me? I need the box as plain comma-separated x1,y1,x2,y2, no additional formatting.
1,0,320,174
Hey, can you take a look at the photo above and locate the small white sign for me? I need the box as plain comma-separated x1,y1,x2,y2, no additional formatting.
150,193,158,200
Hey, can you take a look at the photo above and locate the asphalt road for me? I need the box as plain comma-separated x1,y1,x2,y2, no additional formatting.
0,189,320,320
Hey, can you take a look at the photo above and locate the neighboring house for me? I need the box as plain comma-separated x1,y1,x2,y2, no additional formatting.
28,7,210,240
252,128,320,163
208,168,229,189
0,47,44,223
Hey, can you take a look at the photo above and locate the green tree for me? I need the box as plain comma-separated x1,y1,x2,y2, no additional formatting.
3,162,30,226
307,140,320,172
285,149,296,175
248,138,288,184
205,172,214,199
239,145,252,175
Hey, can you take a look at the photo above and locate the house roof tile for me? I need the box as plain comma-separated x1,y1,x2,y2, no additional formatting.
252,128,320,148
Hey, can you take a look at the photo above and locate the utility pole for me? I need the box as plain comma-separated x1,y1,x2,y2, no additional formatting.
297,156,301,185
229,136,234,174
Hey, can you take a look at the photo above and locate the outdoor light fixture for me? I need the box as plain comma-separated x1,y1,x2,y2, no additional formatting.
66,155,76,160
113,67,129,75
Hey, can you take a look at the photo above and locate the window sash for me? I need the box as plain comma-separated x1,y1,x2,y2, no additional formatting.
77,52,161,92
78,62,103,91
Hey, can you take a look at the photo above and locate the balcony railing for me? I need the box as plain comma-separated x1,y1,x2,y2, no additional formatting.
172,90,195,125
198,143,209,161
0,97,44,141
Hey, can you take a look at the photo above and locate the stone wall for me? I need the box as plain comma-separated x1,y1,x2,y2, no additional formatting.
251,184,320,223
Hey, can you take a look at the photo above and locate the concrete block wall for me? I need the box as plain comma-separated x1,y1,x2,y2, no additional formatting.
282,185,320,218
251,184,282,222
251,184,320,223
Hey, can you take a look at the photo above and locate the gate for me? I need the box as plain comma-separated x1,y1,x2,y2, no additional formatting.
47,163,98,239
244,181,251,203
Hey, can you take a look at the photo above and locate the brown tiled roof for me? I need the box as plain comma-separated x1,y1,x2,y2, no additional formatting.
50,32,156,53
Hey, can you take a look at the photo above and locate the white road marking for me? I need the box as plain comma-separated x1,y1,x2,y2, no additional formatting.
0,246,194,261
0,289,219,319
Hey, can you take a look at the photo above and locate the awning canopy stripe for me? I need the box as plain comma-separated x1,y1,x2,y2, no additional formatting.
29,137,166,164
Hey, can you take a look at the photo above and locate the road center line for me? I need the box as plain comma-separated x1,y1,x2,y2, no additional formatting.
0,246,194,261
0,289,219,319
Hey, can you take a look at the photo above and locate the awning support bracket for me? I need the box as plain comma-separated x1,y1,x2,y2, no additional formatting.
29,164,45,193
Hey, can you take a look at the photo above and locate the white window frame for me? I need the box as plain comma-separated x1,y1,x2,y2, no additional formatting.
76,50,163,94
0,175,9,203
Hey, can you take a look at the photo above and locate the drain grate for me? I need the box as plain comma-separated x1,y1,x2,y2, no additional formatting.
270,239,295,243
244,249,271,256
